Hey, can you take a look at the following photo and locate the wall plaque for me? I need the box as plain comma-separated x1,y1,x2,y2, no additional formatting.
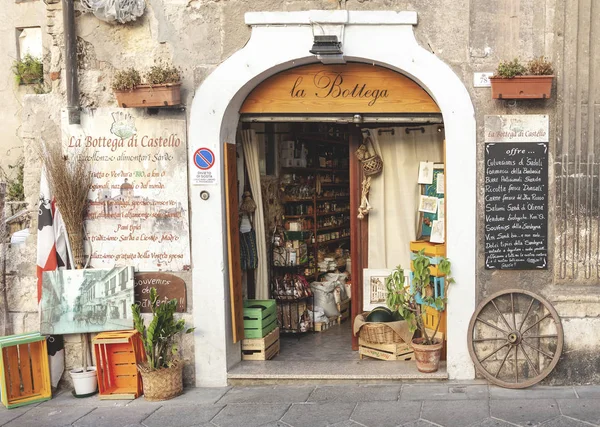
134,272,187,312
484,142,548,269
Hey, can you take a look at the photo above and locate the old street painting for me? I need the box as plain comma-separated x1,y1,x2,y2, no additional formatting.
40,267,134,335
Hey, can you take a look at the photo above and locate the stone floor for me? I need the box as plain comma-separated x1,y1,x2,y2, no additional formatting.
229,321,448,383
2,383,600,427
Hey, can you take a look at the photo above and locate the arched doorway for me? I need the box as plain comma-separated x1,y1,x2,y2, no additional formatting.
188,10,476,386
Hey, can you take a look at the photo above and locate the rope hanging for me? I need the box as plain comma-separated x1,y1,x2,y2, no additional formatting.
80,0,145,24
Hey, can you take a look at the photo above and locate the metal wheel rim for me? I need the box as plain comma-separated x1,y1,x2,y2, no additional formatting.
467,289,563,389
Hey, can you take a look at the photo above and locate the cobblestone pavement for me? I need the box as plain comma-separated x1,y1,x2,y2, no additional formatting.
1,383,599,427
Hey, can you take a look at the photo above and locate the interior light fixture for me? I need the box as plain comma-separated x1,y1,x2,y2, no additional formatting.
310,35,345,64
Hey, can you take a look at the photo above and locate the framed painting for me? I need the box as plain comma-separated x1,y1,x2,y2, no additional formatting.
362,268,393,312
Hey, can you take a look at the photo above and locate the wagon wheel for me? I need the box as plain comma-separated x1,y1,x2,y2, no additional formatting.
468,289,563,389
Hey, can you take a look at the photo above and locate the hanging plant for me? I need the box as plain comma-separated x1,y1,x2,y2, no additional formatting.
112,63,181,108
490,57,554,99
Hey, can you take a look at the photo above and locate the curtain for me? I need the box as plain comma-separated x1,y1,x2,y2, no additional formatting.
241,129,269,299
367,126,443,270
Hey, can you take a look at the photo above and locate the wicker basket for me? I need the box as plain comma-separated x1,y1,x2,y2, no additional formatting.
359,136,383,176
358,313,403,344
139,362,183,401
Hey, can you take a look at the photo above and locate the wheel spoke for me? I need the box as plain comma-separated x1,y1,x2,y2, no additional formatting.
521,339,554,359
479,343,510,363
491,299,513,332
518,344,539,377
511,293,517,330
514,346,518,383
472,338,508,342
518,298,535,332
522,313,552,335
494,346,511,378
476,317,510,335
522,334,558,339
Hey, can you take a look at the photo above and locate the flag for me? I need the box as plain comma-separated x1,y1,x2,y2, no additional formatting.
36,167,69,302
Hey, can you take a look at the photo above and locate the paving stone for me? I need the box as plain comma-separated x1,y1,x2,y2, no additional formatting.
126,387,230,407
351,400,421,427
401,384,489,400
540,416,594,427
421,400,489,427
74,406,158,427
401,421,439,427
212,403,290,427
219,386,314,404
3,406,94,427
489,386,577,400
329,421,365,427
471,419,519,427
573,386,600,399
281,402,356,427
0,405,32,425
308,385,401,402
557,399,600,426
142,403,224,427
39,390,130,408
490,399,559,426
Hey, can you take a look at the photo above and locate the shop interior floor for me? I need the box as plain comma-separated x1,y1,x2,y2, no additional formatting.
229,321,448,385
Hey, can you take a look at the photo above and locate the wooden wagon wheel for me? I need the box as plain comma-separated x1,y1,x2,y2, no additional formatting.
468,289,563,389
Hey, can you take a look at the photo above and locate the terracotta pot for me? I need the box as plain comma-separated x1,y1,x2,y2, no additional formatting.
490,75,554,99
412,337,443,373
114,83,181,108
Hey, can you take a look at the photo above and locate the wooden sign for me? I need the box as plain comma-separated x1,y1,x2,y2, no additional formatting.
484,142,548,270
240,63,440,114
134,272,187,312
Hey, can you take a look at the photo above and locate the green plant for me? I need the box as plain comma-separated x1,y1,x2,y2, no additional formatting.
12,54,43,85
0,155,24,201
132,288,194,370
527,56,554,75
494,58,526,79
112,67,142,91
385,250,454,345
144,62,181,85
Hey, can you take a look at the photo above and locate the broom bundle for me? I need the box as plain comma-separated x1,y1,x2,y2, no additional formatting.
36,140,92,268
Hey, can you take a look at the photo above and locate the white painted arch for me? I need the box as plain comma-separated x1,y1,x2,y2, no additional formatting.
189,10,476,386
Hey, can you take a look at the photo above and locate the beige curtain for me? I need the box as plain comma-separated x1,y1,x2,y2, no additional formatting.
367,126,443,270
241,129,269,299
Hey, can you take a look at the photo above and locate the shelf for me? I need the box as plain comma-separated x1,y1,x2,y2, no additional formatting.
316,210,350,217
317,236,350,245
297,134,349,146
281,167,349,174
273,263,308,268
317,223,350,232
320,183,349,187
316,196,349,201
284,197,314,203
274,295,312,302
283,214,314,219
316,168,349,173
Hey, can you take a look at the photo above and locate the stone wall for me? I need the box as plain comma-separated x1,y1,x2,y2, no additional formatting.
2,0,598,385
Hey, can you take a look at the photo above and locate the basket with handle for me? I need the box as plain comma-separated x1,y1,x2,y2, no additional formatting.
357,136,383,177
358,312,403,344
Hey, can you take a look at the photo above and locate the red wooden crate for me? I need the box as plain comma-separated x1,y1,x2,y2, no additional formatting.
93,330,146,400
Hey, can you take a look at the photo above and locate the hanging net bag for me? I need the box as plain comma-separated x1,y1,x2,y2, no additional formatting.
80,0,146,24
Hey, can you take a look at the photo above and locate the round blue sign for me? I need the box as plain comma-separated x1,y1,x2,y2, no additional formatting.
194,148,215,170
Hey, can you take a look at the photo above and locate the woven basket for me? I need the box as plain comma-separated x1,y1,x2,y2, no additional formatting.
358,312,403,344
139,362,183,401
359,136,383,176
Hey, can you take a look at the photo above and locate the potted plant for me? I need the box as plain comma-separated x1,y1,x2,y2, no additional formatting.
132,288,194,401
113,63,181,108
386,250,454,373
70,335,97,397
490,56,554,99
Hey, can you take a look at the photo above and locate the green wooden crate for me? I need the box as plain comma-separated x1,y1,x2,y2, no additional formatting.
243,300,277,339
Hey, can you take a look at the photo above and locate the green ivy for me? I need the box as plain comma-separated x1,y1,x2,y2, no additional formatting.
12,54,43,85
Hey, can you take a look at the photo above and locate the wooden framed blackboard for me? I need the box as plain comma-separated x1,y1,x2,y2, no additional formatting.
484,142,548,269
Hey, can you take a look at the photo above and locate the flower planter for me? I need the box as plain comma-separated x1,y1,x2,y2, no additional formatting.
70,367,98,396
411,337,443,373
139,362,183,401
490,75,554,99
114,83,181,108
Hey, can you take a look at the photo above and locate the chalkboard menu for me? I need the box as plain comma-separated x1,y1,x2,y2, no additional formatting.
484,142,548,269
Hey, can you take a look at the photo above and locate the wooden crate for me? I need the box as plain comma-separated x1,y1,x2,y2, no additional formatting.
423,306,446,333
314,316,339,332
93,330,146,400
336,299,350,324
410,240,446,257
0,332,51,409
241,327,280,361
358,338,414,361
276,299,308,333
244,299,277,338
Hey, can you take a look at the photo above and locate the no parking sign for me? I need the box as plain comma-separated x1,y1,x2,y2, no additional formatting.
192,147,218,185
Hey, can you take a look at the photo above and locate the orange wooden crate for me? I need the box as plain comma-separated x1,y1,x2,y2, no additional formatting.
93,330,146,400
0,332,51,409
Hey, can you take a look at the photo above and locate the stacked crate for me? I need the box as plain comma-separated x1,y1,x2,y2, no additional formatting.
242,300,280,360
0,332,51,409
93,330,146,399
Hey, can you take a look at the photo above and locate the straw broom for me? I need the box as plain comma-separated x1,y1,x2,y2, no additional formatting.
36,141,92,269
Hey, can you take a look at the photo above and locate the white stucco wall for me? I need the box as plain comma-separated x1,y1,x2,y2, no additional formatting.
189,10,476,386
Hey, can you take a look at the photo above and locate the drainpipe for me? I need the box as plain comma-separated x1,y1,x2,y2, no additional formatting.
62,0,80,124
